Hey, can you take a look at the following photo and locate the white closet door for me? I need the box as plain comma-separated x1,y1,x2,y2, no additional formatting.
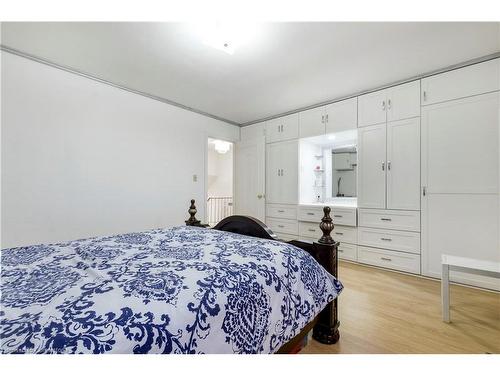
299,106,326,138
357,124,387,209
386,118,420,210
266,140,298,205
234,137,266,221
358,89,387,127
421,91,500,289
386,81,421,122
325,97,357,133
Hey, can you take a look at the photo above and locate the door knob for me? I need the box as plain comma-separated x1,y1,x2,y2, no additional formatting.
257,194,263,199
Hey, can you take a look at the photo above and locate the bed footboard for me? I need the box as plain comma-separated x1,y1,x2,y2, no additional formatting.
185,199,340,346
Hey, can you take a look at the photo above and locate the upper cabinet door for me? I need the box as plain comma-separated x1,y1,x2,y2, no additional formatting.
386,118,420,210
358,89,388,128
266,114,299,143
386,81,421,122
325,97,357,133
421,58,500,106
299,106,326,138
357,124,387,209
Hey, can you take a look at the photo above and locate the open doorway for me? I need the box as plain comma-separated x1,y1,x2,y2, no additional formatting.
206,138,234,226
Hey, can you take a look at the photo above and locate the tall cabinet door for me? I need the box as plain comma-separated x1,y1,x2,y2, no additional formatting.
421,92,500,290
386,118,420,210
234,136,266,222
299,106,325,138
358,89,387,127
357,124,387,209
266,140,298,205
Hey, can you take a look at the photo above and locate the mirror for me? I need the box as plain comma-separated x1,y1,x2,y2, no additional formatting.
332,147,357,197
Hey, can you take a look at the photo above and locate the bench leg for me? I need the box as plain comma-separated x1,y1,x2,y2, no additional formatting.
442,264,450,322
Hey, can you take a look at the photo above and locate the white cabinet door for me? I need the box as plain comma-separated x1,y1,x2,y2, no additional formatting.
358,89,387,127
386,118,420,210
240,122,265,141
234,137,266,221
421,58,500,106
325,97,357,133
357,124,387,209
421,92,499,194
265,114,299,143
299,106,326,138
266,140,298,204
386,81,421,122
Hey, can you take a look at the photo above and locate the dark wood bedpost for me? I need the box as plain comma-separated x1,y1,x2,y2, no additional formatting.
311,206,340,344
185,199,209,227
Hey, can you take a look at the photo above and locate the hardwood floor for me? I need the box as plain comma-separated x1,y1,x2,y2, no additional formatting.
301,261,500,354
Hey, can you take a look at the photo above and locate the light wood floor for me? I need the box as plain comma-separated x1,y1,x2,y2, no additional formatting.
301,261,500,354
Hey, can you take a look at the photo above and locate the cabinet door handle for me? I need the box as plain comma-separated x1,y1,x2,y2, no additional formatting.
335,232,344,235
387,99,392,109
281,124,284,132
277,210,285,213
277,125,280,133
422,186,427,196
382,100,386,111
387,161,391,171
333,215,343,218
382,162,385,171
321,115,325,123
325,114,329,122
281,169,284,176
308,229,316,232
381,238,392,241
380,257,392,262
380,218,392,221
306,212,315,216
423,91,427,102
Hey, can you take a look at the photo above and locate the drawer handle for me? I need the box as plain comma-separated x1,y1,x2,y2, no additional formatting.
277,210,285,213
334,215,343,218
380,257,392,261
278,225,285,228
338,249,344,253
308,229,316,232
335,232,344,235
381,238,392,241
380,218,392,221
307,212,315,216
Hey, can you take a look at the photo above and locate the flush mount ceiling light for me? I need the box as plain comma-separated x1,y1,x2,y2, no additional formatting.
213,140,231,154
192,21,257,55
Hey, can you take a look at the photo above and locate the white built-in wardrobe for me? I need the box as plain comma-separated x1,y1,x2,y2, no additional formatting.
237,57,500,290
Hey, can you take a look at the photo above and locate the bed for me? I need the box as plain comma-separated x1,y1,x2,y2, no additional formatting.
0,200,343,354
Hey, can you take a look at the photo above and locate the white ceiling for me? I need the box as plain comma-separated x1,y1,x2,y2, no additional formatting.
2,22,499,125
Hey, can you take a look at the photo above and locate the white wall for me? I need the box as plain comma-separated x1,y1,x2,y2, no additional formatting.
1,52,239,248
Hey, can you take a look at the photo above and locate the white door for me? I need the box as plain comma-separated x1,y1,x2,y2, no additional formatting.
386,118,420,210
386,81,421,122
325,97,357,133
358,89,387,127
299,106,325,138
266,140,298,205
234,136,266,221
357,124,387,209
421,92,500,289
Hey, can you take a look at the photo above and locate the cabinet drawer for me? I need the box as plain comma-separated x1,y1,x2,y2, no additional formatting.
358,227,420,254
358,209,420,232
298,206,324,222
358,246,420,274
331,207,357,226
298,221,322,239
267,204,297,220
266,218,298,235
266,114,299,143
421,58,500,106
332,225,357,245
338,243,357,262
274,232,298,242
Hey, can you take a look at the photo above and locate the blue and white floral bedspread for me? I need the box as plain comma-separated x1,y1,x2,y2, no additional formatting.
0,226,342,354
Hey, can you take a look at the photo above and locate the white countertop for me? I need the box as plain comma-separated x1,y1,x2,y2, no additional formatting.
299,198,357,208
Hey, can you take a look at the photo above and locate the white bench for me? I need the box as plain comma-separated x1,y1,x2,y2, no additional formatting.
441,255,500,322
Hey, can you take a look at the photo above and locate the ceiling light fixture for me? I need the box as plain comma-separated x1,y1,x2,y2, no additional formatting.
192,21,257,55
213,140,231,154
